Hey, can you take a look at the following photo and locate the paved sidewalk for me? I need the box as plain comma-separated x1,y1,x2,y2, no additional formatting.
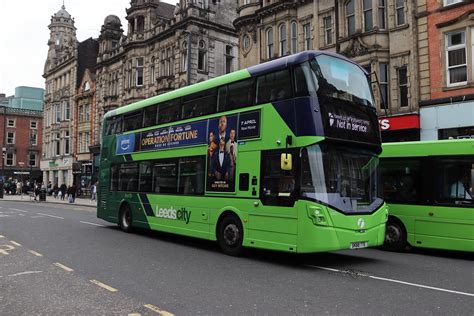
0,194,97,208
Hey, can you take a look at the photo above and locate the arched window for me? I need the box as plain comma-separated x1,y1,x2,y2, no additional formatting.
291,21,298,54
198,40,207,71
266,27,273,59
279,23,287,56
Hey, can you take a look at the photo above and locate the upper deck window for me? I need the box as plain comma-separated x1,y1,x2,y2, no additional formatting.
311,55,375,108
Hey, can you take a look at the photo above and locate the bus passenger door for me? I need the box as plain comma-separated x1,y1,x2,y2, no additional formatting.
247,150,299,252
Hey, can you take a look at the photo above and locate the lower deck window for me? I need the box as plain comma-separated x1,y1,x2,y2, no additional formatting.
110,156,205,195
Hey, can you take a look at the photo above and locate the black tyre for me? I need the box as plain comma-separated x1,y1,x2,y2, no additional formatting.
217,214,244,256
383,219,407,252
119,204,133,233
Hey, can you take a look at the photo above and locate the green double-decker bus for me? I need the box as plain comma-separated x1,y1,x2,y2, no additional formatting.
98,51,388,255
381,139,474,252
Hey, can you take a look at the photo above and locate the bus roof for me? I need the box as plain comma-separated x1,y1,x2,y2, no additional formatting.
381,139,474,158
104,50,360,119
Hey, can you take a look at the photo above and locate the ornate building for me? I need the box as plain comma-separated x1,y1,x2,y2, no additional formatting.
94,0,239,148
41,5,98,187
235,0,421,141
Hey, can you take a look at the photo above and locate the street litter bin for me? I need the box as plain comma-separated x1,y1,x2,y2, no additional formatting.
39,189,47,202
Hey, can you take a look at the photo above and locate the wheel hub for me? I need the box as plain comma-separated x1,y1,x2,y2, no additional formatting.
223,224,239,246
385,225,401,244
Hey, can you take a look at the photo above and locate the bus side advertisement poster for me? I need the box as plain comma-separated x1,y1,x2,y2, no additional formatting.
206,110,260,192
140,120,208,152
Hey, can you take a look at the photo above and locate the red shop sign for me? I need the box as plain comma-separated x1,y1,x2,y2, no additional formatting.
379,114,420,131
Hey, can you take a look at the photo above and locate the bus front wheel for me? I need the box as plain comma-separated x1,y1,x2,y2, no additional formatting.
383,219,406,252
119,204,133,233
217,214,244,256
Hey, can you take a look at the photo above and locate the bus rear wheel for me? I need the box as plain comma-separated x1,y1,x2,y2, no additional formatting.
119,204,133,233
218,215,244,256
383,219,406,252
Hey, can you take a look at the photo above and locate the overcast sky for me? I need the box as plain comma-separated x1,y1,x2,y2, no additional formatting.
0,0,176,96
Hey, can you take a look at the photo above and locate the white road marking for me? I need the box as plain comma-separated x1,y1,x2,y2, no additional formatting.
53,262,74,272
80,221,105,227
18,214,25,217
307,265,474,297
9,208,29,213
10,241,21,247
37,213,64,219
30,216,45,218
144,304,175,316
90,279,118,292
8,271,43,277
28,250,43,257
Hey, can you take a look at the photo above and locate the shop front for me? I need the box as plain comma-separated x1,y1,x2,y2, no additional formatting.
420,100,474,140
378,114,420,143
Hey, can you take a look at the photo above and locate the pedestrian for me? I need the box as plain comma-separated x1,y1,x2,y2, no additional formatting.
67,183,76,203
53,183,59,198
90,182,97,202
34,183,40,201
60,183,67,201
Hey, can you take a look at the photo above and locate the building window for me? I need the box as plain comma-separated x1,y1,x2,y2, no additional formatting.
346,0,356,36
160,50,166,76
5,153,14,166
323,16,333,46
444,0,463,6
150,65,155,84
379,63,389,110
303,23,312,50
30,131,38,146
378,0,386,30
7,118,15,127
136,57,144,86
30,121,37,129
55,133,61,156
28,153,37,167
167,48,173,76
446,30,467,86
279,23,287,56
398,66,408,108
64,131,70,155
291,21,298,54
225,45,233,74
79,132,90,153
198,41,207,71
266,27,273,59
363,0,373,32
54,104,60,122
395,0,405,26
243,34,251,52
127,60,133,88
182,41,188,72
64,102,70,120
137,16,145,33
6,132,15,144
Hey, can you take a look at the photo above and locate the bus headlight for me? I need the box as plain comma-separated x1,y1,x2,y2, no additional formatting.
307,206,328,226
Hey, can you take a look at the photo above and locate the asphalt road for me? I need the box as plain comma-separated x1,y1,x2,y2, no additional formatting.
0,200,472,315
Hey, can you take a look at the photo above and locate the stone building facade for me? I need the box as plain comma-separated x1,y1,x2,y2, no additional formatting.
235,0,421,141
94,0,239,148
417,0,474,140
41,5,98,187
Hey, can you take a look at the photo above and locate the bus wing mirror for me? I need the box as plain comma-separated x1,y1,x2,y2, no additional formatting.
281,153,293,171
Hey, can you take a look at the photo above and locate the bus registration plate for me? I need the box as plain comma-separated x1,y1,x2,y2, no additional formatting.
350,241,368,249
